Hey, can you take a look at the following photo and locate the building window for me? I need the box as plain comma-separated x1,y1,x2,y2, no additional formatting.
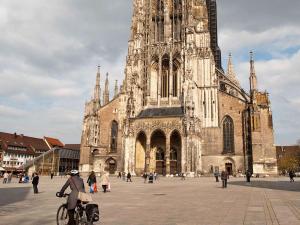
170,148,177,160
173,70,178,97
156,147,165,160
156,0,164,42
110,120,118,152
223,116,234,154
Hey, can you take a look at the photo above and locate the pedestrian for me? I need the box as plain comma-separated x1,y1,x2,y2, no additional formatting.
32,172,39,194
3,172,8,184
246,170,251,183
101,172,109,193
87,171,97,193
181,173,186,180
7,172,12,183
143,172,148,183
50,171,54,179
289,170,295,182
154,172,157,181
214,171,219,182
127,172,132,182
118,171,122,179
148,173,154,183
221,170,228,188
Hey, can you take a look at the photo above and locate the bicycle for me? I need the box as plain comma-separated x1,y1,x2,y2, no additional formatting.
56,192,99,225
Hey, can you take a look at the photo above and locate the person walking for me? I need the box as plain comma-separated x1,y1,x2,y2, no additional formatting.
214,171,219,182
221,170,228,188
154,172,157,181
58,170,85,225
143,172,148,183
117,171,122,179
32,173,39,194
101,173,109,193
3,172,8,184
87,171,97,193
127,172,132,182
289,170,295,182
148,173,154,183
50,171,54,180
7,172,12,183
246,170,252,183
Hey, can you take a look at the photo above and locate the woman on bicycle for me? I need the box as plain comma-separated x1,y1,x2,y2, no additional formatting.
58,170,85,225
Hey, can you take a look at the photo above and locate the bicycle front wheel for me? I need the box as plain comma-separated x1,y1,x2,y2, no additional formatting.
57,204,68,225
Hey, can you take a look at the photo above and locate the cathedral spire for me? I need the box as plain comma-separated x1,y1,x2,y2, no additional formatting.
249,51,258,92
226,53,240,86
114,80,118,98
94,65,101,104
103,72,110,105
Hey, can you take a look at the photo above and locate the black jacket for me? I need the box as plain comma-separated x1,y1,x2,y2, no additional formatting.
32,176,39,185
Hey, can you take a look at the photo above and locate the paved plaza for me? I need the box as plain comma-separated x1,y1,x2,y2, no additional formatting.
0,176,299,225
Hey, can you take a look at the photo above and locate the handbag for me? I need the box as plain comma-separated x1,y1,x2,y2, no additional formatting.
94,183,98,193
70,177,93,202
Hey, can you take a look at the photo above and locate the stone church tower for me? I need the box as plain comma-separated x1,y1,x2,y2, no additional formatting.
79,0,277,176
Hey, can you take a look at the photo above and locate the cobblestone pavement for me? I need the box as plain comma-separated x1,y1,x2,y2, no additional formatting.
0,176,299,225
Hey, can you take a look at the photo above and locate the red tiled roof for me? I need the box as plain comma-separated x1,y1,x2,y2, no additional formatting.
44,136,64,148
0,132,50,155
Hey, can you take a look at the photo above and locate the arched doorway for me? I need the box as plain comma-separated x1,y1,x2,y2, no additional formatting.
106,158,117,174
170,130,182,175
224,158,235,176
135,132,147,175
151,130,166,175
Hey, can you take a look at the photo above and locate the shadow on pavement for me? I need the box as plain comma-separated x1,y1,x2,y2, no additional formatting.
230,180,300,192
0,187,31,206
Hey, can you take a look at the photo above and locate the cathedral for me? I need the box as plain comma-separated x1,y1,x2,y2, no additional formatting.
79,0,278,176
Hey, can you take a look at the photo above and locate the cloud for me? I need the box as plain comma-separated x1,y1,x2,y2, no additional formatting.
0,0,299,145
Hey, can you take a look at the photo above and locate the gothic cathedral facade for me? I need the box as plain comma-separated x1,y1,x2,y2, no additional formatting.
79,0,277,176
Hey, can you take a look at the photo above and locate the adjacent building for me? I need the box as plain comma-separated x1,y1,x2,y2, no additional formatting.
79,0,278,176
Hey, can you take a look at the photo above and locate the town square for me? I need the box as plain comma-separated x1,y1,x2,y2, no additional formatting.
0,0,300,224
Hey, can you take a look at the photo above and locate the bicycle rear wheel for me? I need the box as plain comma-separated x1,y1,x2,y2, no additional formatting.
57,204,68,225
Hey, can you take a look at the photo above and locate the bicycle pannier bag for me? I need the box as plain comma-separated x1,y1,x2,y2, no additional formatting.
86,204,100,222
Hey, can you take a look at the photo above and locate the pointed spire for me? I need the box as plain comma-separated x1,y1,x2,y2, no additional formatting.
93,65,101,104
114,80,118,98
103,72,110,105
249,51,258,92
226,53,240,86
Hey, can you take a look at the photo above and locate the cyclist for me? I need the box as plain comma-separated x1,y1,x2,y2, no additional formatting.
58,170,85,225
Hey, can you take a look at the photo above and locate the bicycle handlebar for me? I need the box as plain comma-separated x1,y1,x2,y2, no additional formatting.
56,192,69,198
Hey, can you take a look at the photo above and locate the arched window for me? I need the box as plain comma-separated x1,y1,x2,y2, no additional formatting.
110,121,118,152
156,147,165,160
172,0,182,41
161,58,170,98
223,116,234,154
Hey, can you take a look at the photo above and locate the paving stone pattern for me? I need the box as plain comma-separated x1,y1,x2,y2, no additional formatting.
0,176,299,225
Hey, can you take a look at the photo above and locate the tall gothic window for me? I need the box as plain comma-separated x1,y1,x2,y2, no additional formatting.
172,0,182,41
156,0,164,42
110,120,118,152
223,116,234,154
161,58,169,98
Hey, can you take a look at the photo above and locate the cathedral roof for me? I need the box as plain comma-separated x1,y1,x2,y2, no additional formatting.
137,107,184,118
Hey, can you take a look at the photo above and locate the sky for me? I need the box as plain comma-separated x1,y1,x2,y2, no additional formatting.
0,0,299,145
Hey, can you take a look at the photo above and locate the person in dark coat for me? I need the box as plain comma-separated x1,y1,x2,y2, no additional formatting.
32,173,39,193
127,172,132,182
87,171,97,193
59,170,85,225
289,170,295,182
143,172,148,183
50,171,54,179
221,170,228,188
246,170,252,183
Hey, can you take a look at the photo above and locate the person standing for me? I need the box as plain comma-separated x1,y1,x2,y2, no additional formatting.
101,173,109,193
221,170,228,188
58,170,85,225
246,170,252,183
289,170,295,182
117,171,122,179
32,173,39,194
154,172,157,181
143,172,148,183
3,172,8,184
214,171,219,182
50,171,54,179
87,171,97,193
127,172,132,182
7,172,12,183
